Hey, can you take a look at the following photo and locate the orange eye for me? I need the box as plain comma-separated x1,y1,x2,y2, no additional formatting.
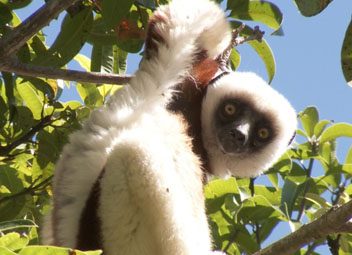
257,128,270,139
224,103,236,116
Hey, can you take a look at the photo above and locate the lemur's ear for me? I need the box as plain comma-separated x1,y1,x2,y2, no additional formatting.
190,52,220,88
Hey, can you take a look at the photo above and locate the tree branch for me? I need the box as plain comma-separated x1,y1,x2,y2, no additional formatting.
0,0,80,60
252,200,352,255
0,59,132,85
337,221,352,233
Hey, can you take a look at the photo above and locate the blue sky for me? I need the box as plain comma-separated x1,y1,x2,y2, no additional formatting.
15,0,352,254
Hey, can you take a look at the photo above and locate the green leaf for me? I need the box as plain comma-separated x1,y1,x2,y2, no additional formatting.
0,165,24,194
320,123,352,143
85,251,103,255
248,39,276,83
2,72,16,121
87,15,117,46
259,218,280,243
253,185,281,205
231,22,276,83
0,166,26,222
269,153,292,174
18,246,103,255
319,140,337,167
91,44,128,74
91,44,103,72
74,54,91,71
9,11,20,26
16,81,43,120
17,43,31,63
0,247,16,255
235,231,260,253
342,164,352,176
2,0,32,10
266,172,279,189
32,7,93,67
228,0,283,32
341,19,352,86
304,193,330,209
298,106,319,137
0,232,29,251
0,219,37,232
23,78,58,100
37,129,65,169
11,106,36,139
230,49,241,70
29,35,48,57
345,146,352,165
76,83,104,107
296,129,307,138
205,178,240,199
342,146,352,175
97,84,122,100
339,234,352,254
238,195,285,224
280,177,305,217
114,46,128,74
294,0,332,17
314,120,331,138
0,3,12,26
102,0,134,29
205,178,240,214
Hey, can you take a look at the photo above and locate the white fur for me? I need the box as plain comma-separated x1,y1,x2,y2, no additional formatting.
201,72,297,177
100,109,211,255
42,0,231,253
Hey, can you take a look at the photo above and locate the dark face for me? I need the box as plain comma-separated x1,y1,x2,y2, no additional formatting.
214,98,275,155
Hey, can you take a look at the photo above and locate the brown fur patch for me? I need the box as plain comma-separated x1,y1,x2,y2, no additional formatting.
76,169,105,250
191,52,219,88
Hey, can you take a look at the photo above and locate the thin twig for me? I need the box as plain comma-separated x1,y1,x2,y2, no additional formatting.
223,230,239,253
0,59,132,85
234,26,265,45
327,235,340,255
0,176,53,204
0,0,80,59
216,24,264,71
0,115,52,156
252,200,352,255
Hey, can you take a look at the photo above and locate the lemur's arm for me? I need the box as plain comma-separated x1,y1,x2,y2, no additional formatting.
108,0,231,109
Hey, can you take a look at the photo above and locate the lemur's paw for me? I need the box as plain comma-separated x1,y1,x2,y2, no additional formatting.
145,0,231,59
192,0,232,59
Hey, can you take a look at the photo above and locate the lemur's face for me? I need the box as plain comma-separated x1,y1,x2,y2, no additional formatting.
201,72,297,178
214,98,274,155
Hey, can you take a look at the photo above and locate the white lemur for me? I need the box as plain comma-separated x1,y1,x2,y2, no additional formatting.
42,0,297,254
